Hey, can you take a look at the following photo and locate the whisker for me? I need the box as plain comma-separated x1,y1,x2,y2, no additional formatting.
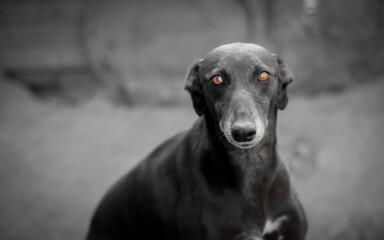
219,132,226,142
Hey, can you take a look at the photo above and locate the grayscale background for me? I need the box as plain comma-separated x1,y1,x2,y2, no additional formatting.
1,0,384,239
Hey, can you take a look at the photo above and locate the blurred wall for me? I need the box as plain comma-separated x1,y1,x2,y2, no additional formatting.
0,0,383,104
0,0,86,69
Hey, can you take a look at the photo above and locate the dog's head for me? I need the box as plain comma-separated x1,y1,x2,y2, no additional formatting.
185,43,293,149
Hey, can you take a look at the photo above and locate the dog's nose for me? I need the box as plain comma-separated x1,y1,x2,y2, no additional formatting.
231,120,256,142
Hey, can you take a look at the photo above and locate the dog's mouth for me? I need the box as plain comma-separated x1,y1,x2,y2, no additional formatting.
232,141,258,149
225,137,260,149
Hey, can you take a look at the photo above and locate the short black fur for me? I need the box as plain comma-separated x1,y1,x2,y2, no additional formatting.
86,43,307,240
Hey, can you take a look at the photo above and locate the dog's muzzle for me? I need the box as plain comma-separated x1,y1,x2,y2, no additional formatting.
220,110,267,149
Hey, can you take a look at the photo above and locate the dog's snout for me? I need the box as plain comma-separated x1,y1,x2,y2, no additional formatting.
231,118,256,143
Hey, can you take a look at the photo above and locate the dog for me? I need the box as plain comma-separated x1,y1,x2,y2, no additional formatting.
86,43,307,240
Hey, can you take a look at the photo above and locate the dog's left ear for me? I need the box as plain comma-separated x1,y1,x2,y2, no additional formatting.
274,54,294,110
185,59,206,116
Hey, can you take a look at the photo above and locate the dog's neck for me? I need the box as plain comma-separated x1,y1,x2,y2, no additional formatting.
199,109,279,200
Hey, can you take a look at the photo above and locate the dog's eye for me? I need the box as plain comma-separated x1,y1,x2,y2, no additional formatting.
212,75,224,85
258,72,269,82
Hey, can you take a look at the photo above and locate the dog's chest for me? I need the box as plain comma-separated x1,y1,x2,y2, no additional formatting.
197,188,267,240
196,162,275,240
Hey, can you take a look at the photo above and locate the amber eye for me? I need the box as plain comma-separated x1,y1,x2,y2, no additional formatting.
212,75,224,85
258,72,269,81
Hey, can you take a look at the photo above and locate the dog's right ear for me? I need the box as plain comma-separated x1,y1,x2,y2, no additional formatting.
185,59,205,116
275,55,294,110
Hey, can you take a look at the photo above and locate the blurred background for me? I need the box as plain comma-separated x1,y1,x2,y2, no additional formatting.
0,0,383,239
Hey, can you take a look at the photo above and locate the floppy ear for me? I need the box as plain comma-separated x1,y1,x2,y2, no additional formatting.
275,55,294,110
185,59,206,116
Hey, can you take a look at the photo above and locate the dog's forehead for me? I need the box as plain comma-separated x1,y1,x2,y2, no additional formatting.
203,43,275,70
212,43,268,55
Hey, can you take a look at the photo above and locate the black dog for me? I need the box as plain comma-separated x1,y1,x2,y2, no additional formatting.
86,43,307,240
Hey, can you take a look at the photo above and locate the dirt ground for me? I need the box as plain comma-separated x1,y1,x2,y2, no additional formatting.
1,77,384,240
